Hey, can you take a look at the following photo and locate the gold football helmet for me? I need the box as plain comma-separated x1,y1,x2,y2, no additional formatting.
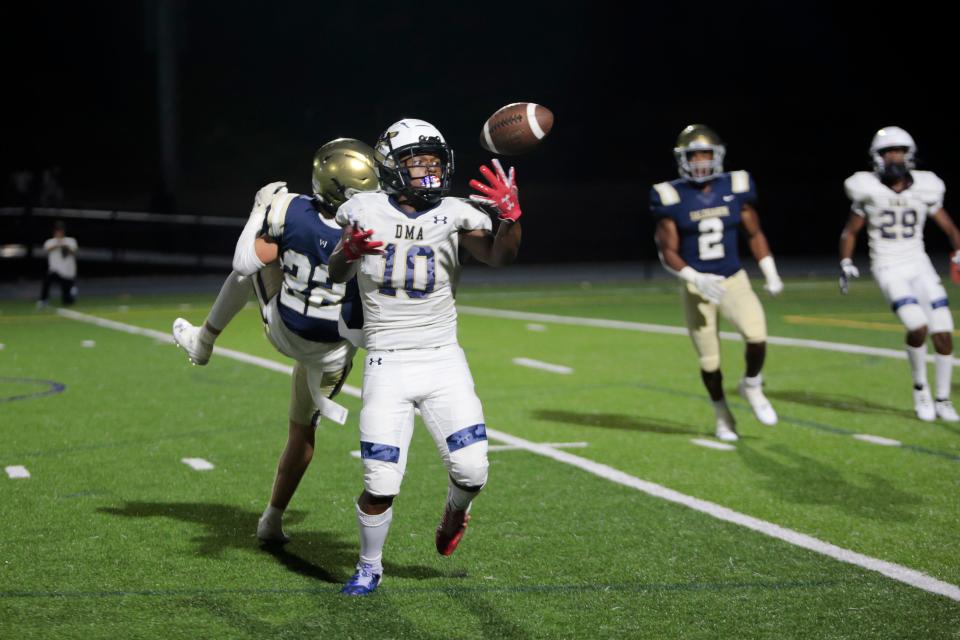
311,138,380,215
674,124,726,183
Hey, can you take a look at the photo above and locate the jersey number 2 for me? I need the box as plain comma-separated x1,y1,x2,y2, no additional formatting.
698,218,725,260
378,244,436,298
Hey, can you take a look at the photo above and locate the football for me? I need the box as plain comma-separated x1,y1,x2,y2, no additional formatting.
479,102,554,155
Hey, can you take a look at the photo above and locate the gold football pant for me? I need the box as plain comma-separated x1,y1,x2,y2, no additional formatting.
683,269,767,372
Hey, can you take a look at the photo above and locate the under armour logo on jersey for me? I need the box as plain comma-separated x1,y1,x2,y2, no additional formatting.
433,216,448,224
723,194,735,202
369,357,383,365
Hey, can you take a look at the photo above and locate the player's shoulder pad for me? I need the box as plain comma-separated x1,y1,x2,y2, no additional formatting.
843,171,877,201
335,190,384,227
449,196,488,213
264,192,307,238
443,196,493,231
911,170,946,198
729,170,751,194
651,181,681,207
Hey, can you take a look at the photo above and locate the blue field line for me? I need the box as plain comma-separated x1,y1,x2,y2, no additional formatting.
0,377,66,403
0,579,843,600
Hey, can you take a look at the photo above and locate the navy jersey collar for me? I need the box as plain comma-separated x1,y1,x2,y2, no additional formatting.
388,194,441,219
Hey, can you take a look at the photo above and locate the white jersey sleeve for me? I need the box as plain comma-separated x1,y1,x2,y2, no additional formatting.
449,197,493,233
911,170,946,213
844,171,873,218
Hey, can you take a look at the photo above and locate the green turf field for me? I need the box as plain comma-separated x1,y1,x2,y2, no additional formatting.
2,277,959,638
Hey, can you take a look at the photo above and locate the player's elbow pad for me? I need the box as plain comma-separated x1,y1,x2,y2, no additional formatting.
232,241,264,276
232,211,267,276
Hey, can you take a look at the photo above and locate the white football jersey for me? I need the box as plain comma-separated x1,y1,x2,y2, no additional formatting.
336,192,493,350
844,170,946,267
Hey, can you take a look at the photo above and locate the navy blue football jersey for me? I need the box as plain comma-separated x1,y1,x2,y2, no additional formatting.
263,193,356,342
649,171,757,277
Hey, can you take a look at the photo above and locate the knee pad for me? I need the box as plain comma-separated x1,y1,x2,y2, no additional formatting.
895,303,928,331
363,459,403,497
930,305,954,333
698,354,721,373
447,443,489,489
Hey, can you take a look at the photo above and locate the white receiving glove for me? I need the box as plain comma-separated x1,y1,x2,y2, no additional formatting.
679,266,726,305
253,181,287,216
838,258,860,295
758,255,784,296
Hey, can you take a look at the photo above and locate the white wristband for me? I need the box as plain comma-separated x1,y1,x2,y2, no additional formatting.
840,258,854,268
678,266,699,284
758,255,780,282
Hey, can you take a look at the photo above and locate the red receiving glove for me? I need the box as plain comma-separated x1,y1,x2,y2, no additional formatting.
469,158,522,222
342,224,384,262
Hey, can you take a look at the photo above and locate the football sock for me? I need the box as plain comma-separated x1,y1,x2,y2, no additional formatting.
261,504,283,524
743,374,763,388
935,353,953,400
906,345,928,389
205,271,250,336
356,504,392,570
446,483,479,512
712,399,731,417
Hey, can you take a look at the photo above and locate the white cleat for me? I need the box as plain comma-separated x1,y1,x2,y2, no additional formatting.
715,406,739,442
913,387,936,422
172,317,212,366
256,515,290,544
934,398,960,423
738,380,778,426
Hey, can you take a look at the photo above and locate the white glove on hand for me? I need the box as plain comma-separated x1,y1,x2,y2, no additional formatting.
839,258,859,295
758,255,784,296
679,266,726,304
253,181,287,216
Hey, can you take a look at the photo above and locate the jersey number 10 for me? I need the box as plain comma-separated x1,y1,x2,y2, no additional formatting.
378,244,436,298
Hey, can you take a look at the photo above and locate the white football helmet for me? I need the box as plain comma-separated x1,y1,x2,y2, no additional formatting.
375,118,454,207
870,126,916,173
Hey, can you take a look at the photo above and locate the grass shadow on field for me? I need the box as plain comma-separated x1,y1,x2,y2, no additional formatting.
736,444,921,522
764,390,915,421
97,501,445,584
532,409,700,436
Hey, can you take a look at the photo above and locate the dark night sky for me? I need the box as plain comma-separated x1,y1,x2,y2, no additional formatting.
2,1,955,264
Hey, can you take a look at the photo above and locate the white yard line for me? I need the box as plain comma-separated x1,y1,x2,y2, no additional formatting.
690,438,736,451
181,458,215,471
458,306,960,365
512,357,573,375
56,308,960,602
5,465,30,479
486,428,960,602
488,441,588,452
853,434,902,447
